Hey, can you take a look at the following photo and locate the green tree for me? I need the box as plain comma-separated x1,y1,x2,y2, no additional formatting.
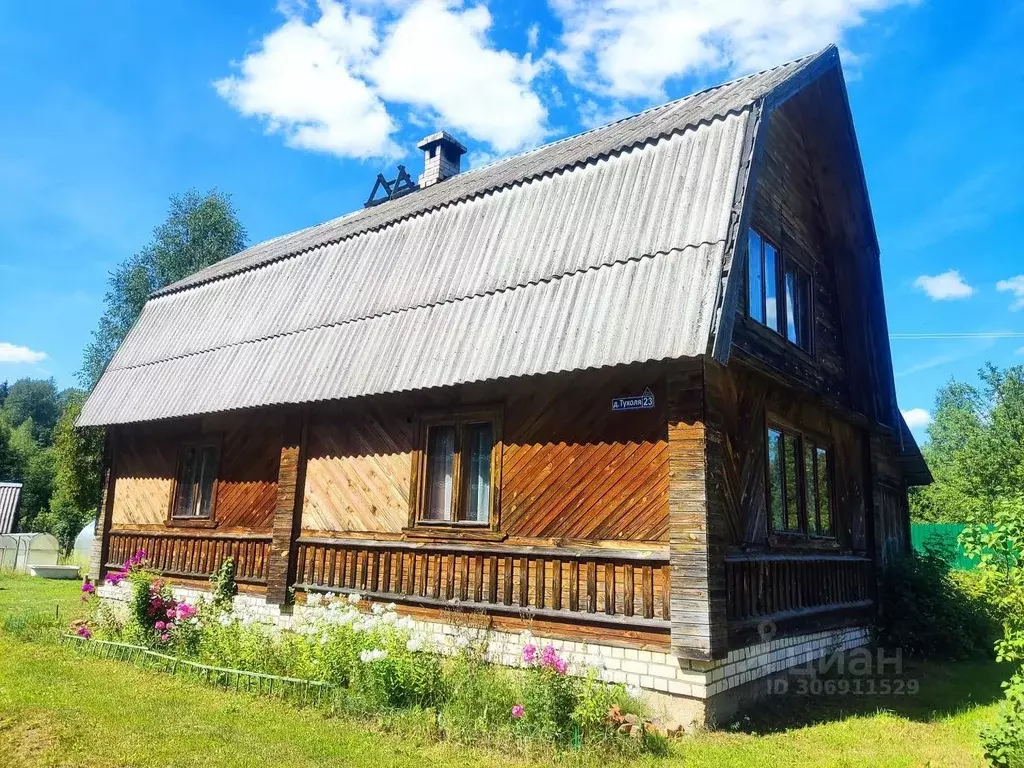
80,189,247,388
6,418,55,531
1,378,60,444
910,364,1024,523
43,392,105,553
0,417,17,482
0,380,9,408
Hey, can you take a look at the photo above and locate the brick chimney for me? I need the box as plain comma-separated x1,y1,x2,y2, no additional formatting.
417,131,467,188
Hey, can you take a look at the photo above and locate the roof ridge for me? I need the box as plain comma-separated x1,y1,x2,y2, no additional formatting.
152,46,832,300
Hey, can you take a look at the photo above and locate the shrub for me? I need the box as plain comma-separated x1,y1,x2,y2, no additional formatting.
962,497,1024,766
876,544,997,661
209,558,238,611
81,589,657,754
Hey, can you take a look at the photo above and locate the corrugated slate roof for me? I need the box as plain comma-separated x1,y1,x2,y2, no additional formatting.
80,47,838,427
0,483,21,534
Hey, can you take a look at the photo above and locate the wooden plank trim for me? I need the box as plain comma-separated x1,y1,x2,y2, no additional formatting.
294,583,672,631
296,537,669,563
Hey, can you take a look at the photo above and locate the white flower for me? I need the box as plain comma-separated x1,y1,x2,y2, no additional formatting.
626,684,642,699
306,593,323,607
407,636,424,652
218,614,233,627
371,603,385,615
385,603,397,612
381,611,398,625
189,617,199,625
359,649,387,663
320,634,329,646
348,593,362,605
321,594,333,607
396,616,414,631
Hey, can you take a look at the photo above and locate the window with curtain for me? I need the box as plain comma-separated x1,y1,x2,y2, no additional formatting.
746,227,812,353
171,442,220,520
765,422,834,539
416,409,500,527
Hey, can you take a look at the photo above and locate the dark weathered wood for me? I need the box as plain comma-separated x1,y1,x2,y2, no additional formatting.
667,360,729,661
267,415,308,604
91,433,118,581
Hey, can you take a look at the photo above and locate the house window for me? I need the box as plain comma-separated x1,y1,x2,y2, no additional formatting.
746,228,812,352
766,423,833,538
415,408,501,526
171,442,219,520
785,262,812,351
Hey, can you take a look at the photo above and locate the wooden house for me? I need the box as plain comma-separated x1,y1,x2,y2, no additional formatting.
81,45,929,723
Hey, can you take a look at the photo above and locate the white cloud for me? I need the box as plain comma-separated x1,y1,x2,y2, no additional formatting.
548,0,914,99
216,0,547,159
996,275,1024,311
0,343,47,365
577,98,630,129
527,22,540,50
901,408,932,430
913,270,975,300
371,1,547,153
215,1,398,159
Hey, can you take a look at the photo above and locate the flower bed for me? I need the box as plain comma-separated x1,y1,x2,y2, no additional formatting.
78,552,668,755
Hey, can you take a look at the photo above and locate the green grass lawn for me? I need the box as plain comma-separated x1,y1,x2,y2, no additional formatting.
0,573,1007,767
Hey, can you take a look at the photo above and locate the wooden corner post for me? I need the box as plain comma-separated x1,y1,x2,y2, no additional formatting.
267,412,308,606
666,359,729,661
89,431,117,582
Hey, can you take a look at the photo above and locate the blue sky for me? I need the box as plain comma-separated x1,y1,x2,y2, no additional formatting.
0,0,1021,442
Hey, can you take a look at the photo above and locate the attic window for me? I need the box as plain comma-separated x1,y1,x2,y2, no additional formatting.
746,228,812,353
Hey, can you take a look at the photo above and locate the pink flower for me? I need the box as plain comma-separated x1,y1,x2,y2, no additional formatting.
166,608,176,619
511,705,525,719
76,625,93,640
177,604,196,620
160,633,169,642
155,621,165,630
540,644,558,668
522,644,537,663
554,657,568,675
81,582,95,594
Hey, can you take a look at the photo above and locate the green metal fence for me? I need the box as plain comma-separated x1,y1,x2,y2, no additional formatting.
910,523,978,570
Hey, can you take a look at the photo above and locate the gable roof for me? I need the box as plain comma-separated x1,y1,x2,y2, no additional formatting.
80,47,841,428
0,483,21,534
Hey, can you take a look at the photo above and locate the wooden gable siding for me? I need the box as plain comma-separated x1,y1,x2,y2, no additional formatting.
710,361,868,551
705,360,876,646
300,367,669,544
732,95,851,408
110,414,282,532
